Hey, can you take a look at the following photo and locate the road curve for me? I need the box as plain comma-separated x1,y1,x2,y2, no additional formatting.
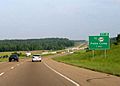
44,57,120,86
0,59,76,86
0,56,120,86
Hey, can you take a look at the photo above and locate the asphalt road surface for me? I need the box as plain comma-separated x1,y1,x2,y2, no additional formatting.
0,57,120,86
0,59,76,86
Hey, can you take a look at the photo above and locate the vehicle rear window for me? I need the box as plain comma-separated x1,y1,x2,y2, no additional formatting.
10,54,18,57
33,55,40,56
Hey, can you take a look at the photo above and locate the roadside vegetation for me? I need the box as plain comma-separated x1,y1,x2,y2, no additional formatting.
53,34,120,76
0,52,27,62
0,58,8,62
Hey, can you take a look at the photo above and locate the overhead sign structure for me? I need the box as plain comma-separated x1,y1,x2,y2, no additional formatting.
89,36,110,50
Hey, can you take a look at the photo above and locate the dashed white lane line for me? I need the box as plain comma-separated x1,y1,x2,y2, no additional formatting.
17,64,20,66
0,63,21,77
11,67,14,70
0,72,5,76
44,62,80,86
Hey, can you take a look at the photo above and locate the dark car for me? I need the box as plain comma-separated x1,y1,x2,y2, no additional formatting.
9,54,19,62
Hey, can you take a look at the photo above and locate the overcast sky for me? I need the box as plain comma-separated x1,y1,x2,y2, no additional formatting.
0,0,120,40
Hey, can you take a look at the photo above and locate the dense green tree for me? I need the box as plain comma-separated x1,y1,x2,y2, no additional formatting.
116,34,120,43
0,38,74,52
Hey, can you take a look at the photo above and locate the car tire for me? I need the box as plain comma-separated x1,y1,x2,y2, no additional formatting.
9,59,11,62
17,59,19,62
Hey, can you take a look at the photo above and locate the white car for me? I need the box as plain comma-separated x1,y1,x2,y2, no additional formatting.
32,55,42,62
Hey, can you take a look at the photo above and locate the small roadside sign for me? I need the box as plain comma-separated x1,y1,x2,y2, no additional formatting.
100,33,109,36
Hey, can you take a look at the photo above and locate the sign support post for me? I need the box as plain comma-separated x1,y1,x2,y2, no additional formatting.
92,50,94,58
89,34,110,58
105,49,107,58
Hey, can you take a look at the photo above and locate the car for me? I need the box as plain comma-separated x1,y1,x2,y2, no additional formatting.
9,54,19,62
32,54,42,62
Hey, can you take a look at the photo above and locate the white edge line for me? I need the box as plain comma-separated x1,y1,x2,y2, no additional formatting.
44,62,80,86
0,72,5,76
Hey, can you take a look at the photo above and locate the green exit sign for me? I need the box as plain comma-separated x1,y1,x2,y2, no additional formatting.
89,36,110,50
100,33,109,36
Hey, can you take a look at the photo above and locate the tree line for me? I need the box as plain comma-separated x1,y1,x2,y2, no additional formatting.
116,34,120,43
0,38,74,52
111,34,120,45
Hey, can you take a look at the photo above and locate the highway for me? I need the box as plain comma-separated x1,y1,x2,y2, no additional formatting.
0,56,120,86
0,59,76,86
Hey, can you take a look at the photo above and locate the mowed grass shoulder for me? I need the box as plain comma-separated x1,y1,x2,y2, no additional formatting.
53,44,120,76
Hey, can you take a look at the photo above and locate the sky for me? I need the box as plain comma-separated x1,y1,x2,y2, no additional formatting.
0,0,120,40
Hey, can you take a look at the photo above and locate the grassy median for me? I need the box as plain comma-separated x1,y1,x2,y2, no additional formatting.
0,51,27,62
53,44,120,76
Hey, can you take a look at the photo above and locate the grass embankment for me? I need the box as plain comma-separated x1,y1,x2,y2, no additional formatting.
53,44,120,76
0,58,8,62
0,52,12,62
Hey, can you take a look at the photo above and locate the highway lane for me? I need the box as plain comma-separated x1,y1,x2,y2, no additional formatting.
44,57,120,86
0,56,120,86
0,59,27,73
0,60,77,86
